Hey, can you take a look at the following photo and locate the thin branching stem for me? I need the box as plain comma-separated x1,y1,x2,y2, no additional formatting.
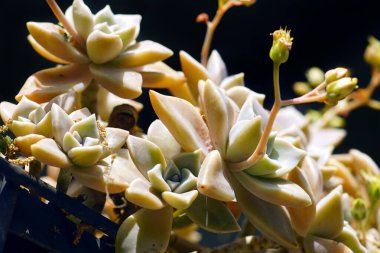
46,0,86,51
200,1,243,66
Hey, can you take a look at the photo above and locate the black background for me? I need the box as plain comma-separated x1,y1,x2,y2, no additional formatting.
1,0,380,161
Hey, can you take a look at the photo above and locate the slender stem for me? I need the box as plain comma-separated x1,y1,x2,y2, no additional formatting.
300,80,327,98
46,0,86,51
280,93,327,106
200,1,242,66
229,64,281,171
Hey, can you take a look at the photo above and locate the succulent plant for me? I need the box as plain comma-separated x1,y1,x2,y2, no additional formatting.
18,0,184,105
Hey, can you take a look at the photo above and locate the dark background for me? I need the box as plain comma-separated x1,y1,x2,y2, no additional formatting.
1,0,380,160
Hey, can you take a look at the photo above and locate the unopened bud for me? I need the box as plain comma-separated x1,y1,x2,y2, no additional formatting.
293,82,311,96
351,198,367,222
325,68,349,84
369,177,380,204
269,28,293,64
326,77,358,104
306,67,324,87
364,36,380,67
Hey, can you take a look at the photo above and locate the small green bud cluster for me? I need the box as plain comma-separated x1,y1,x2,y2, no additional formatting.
350,198,367,222
270,28,293,64
368,176,380,204
326,77,358,105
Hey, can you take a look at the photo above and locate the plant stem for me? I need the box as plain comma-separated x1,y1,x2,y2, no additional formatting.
280,93,327,106
200,1,243,66
229,63,281,171
56,168,72,193
46,0,86,51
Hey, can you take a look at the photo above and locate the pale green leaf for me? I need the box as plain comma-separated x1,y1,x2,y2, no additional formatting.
127,135,166,178
69,114,99,139
27,22,89,64
147,120,181,160
72,0,94,40
51,104,74,146
87,30,123,64
162,190,198,210
62,132,81,153
304,235,353,253
149,91,211,155
227,170,298,249
174,169,197,194
226,117,261,163
111,40,173,68
197,150,235,202
31,138,72,169
220,73,245,91
172,150,203,176
68,145,103,167
90,64,142,99
125,178,165,209
185,194,240,233
147,164,171,192
206,50,227,84
334,224,367,253
179,51,209,99
116,206,172,253
234,171,312,207
226,86,265,108
308,186,344,239
14,134,45,157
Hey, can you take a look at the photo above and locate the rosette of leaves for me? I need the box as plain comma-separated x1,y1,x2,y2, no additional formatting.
19,0,184,103
17,103,130,193
177,49,265,106
0,93,77,155
116,123,240,253
149,79,313,248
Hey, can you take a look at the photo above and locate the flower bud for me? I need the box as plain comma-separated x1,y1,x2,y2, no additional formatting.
326,77,358,104
350,198,367,222
306,67,324,87
368,177,380,204
364,36,380,67
325,68,349,84
269,28,293,64
293,82,311,96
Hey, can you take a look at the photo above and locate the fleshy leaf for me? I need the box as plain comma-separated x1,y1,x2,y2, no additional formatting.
179,51,209,99
304,235,353,253
234,171,312,207
0,102,16,123
125,178,165,210
197,150,235,202
86,30,123,64
51,104,74,146
68,145,103,167
101,127,129,158
287,167,317,236
127,135,166,178
116,206,173,253
206,50,227,84
11,121,35,137
172,150,202,176
162,190,198,210
147,164,171,192
226,117,261,162
69,114,99,139
90,64,142,99
226,86,265,108
35,112,53,137
185,194,240,233
71,150,131,193
334,224,367,253
227,170,298,249
174,169,197,193
134,62,185,88
16,64,91,103
308,186,344,239
111,40,173,68
27,35,69,64
14,134,45,156
149,91,211,155
245,138,306,178
72,0,94,40
62,132,81,152
201,80,232,156
220,73,245,91
31,138,71,169
27,22,89,64
350,149,380,175
11,96,39,119
301,156,324,201
147,120,181,160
